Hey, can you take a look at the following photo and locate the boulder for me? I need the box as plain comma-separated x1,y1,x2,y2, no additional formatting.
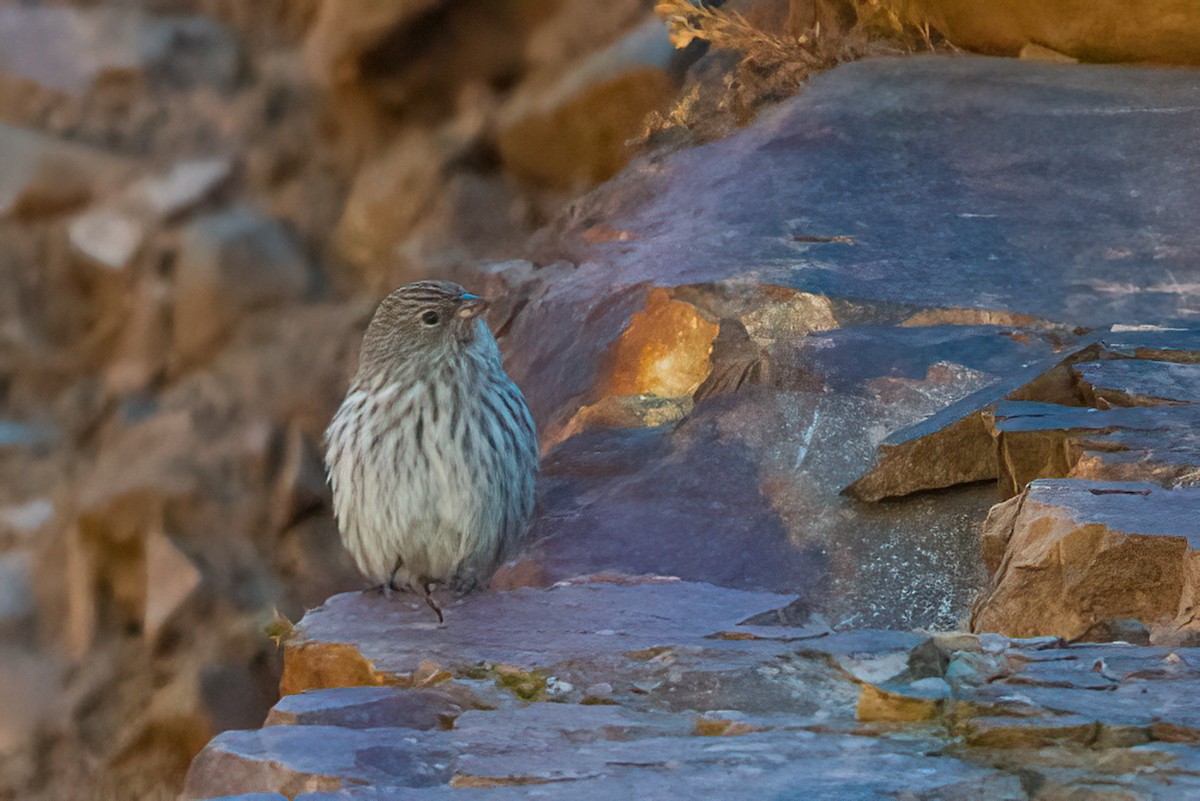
0,125,129,218
303,0,444,89
849,328,1200,501
173,206,311,367
332,129,453,276
909,0,1200,65
497,19,678,189
0,6,240,97
972,479,1200,641
525,57,1200,326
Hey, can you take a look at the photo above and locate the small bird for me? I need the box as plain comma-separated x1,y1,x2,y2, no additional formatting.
324,280,538,622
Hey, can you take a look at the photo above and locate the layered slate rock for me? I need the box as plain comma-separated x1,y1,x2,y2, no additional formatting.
972,479,1200,641
518,307,1061,629
989,401,1200,496
850,328,1200,500
525,57,1200,329
486,57,1200,631
185,580,1200,799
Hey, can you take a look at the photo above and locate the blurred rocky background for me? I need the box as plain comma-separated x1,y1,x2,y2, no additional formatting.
3,0,1200,799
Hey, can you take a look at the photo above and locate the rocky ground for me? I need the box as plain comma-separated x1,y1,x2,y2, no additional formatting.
3,1,1200,800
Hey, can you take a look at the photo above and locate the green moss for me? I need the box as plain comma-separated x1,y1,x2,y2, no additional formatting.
493,666,548,701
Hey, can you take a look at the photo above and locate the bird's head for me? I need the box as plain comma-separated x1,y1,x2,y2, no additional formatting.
358,280,493,375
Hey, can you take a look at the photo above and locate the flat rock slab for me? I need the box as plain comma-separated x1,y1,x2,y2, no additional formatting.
531,56,1200,328
990,401,1200,494
280,580,924,704
850,328,1200,500
1072,359,1200,406
187,608,1200,800
265,686,463,730
191,718,1025,800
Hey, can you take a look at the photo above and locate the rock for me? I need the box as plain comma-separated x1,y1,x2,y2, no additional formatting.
989,401,1200,496
194,582,1200,798
270,424,329,533
332,129,452,275
0,125,129,218
173,206,311,367
142,524,203,642
497,19,678,189
137,158,233,219
68,158,232,271
1072,359,1200,406
182,725,455,798
303,0,443,89
512,306,1054,628
0,646,62,757
527,57,1200,327
0,6,145,95
0,420,56,449
971,479,1200,640
1018,42,1078,64
0,6,240,96
845,340,1092,501
264,687,463,730
0,498,54,543
186,581,1035,799
67,206,145,270
910,0,1200,65
103,272,173,395
279,580,921,700
849,328,1200,501
0,551,34,632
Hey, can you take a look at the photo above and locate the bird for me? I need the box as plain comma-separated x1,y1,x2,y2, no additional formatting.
324,280,538,622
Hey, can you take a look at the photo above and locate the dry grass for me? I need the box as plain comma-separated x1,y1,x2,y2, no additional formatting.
655,0,829,67
644,0,947,144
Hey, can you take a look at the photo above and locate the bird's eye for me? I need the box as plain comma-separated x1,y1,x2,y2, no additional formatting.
421,310,440,326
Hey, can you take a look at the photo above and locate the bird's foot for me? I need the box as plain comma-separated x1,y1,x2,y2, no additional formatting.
421,583,445,625
364,582,405,599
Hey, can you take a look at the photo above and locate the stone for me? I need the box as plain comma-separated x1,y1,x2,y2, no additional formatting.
332,129,451,274
142,524,203,642
1072,359,1200,406
279,580,922,702
0,420,56,449
136,158,233,219
181,725,454,799
0,125,128,218
909,0,1200,65
103,272,173,395
497,19,678,189
0,6,145,95
173,206,311,367
527,57,1200,327
972,479,1200,640
303,0,444,89
67,206,145,270
67,158,233,271
850,328,1200,501
0,551,34,631
0,498,53,542
989,401,1200,496
0,6,240,96
265,687,463,730
1018,43,1079,64
845,340,1093,501
269,424,328,533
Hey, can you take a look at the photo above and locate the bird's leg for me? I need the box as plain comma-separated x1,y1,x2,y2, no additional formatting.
421,582,444,624
382,556,405,600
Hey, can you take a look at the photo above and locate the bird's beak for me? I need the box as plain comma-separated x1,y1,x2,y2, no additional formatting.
457,292,490,320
